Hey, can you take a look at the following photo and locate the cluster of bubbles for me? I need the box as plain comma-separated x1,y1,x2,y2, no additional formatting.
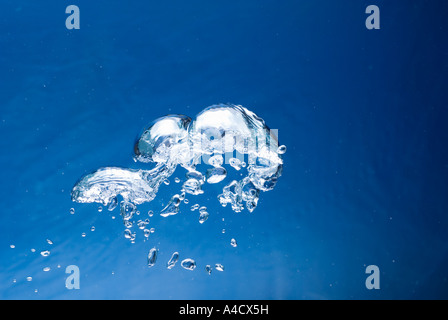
9,238,58,289
147,249,224,275
70,104,286,266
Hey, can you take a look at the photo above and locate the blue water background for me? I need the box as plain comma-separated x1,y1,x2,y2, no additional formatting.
1,0,448,299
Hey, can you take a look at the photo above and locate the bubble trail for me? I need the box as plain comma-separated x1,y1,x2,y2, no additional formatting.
70,104,285,261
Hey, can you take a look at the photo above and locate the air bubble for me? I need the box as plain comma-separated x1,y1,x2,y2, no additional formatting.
206,167,227,184
181,258,196,271
167,252,179,269
108,197,118,211
199,210,209,224
205,265,212,275
215,264,224,271
147,248,158,267
229,158,242,171
40,250,50,257
208,154,224,167
277,145,287,154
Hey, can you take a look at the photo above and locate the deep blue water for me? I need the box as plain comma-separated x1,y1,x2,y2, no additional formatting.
1,0,448,299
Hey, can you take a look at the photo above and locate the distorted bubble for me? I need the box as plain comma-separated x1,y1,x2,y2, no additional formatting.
182,178,204,195
167,252,179,269
208,154,224,167
229,158,242,171
277,145,287,155
120,201,136,221
108,197,118,211
181,258,196,271
231,238,237,247
205,265,212,275
124,220,133,228
69,208,75,215
215,264,224,272
160,194,181,217
199,210,209,224
40,250,50,257
147,248,158,267
137,220,147,230
134,115,191,164
206,167,227,184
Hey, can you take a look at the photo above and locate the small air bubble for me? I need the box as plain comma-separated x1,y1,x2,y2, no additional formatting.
205,265,212,275
181,259,196,271
199,210,209,224
215,264,224,272
147,248,158,267
167,252,179,269
277,145,287,154
40,250,50,257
